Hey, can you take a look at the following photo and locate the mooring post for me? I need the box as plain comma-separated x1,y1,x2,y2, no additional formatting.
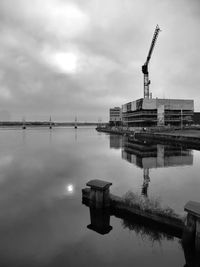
86,179,112,209
184,201,200,252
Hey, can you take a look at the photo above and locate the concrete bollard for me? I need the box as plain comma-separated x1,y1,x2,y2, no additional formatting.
184,201,200,252
86,179,112,209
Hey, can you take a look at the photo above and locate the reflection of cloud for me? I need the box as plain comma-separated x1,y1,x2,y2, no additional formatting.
0,109,11,120
0,155,13,167
0,155,13,183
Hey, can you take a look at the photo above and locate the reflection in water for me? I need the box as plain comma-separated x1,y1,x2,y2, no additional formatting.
121,137,193,169
65,183,75,195
75,128,77,141
22,128,26,145
142,168,150,197
66,184,74,193
182,238,200,267
107,134,200,265
87,207,112,235
110,135,122,149
49,128,52,144
122,217,173,243
109,135,193,197
0,128,199,267
84,200,200,267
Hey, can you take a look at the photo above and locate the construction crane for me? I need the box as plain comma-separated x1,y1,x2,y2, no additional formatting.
142,25,161,99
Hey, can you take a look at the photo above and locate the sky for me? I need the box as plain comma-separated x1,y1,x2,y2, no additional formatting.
0,0,200,121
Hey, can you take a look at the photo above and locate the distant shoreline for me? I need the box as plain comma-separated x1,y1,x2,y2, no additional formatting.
0,122,98,127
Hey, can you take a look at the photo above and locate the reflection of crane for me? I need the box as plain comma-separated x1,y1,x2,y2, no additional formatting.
74,116,77,129
98,118,102,128
142,25,161,99
141,168,150,197
22,117,26,129
49,116,52,129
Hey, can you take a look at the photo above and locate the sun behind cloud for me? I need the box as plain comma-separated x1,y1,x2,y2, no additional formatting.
51,52,78,74
42,46,80,74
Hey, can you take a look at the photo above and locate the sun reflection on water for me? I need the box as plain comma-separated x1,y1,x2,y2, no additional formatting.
66,184,74,195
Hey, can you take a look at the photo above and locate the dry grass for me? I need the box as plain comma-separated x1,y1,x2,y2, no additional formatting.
122,191,182,220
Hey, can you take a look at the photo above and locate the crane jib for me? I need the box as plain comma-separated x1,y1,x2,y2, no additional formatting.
142,25,161,99
146,25,161,65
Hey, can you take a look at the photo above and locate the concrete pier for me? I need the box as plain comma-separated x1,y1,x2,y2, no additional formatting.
83,180,200,266
86,179,112,209
82,180,184,235
83,180,200,250
184,201,200,252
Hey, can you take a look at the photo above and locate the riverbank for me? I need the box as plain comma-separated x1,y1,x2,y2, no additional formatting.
82,184,184,238
83,179,200,256
96,126,200,147
135,130,200,147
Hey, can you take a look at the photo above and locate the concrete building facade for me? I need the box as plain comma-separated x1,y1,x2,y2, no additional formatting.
109,107,122,126
122,98,194,127
193,112,200,125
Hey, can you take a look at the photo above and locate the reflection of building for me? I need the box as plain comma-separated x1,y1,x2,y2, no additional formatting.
121,137,193,197
108,134,193,197
142,168,150,197
122,98,194,127
122,138,193,169
109,107,122,126
109,135,122,149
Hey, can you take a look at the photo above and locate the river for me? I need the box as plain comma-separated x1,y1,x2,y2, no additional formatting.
0,127,199,266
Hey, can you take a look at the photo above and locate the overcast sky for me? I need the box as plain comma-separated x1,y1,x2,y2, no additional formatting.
0,0,200,121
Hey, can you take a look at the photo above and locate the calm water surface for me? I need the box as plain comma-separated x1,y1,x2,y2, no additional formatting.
0,127,199,267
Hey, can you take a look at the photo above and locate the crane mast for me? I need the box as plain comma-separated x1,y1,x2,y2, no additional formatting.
142,25,161,99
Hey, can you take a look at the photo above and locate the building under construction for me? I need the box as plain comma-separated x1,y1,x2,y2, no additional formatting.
122,98,194,127
122,25,194,127
109,107,122,126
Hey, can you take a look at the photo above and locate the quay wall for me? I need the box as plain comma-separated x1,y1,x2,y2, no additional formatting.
135,132,200,146
96,127,200,147
83,179,200,253
82,188,184,237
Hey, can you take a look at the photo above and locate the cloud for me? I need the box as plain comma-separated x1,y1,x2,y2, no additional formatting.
0,87,12,99
42,47,80,74
0,0,199,121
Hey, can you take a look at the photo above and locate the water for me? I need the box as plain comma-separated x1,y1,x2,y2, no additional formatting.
0,127,199,267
